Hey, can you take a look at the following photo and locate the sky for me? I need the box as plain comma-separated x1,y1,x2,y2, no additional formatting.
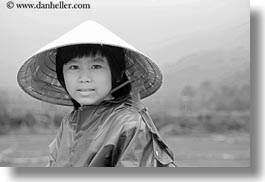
0,0,249,94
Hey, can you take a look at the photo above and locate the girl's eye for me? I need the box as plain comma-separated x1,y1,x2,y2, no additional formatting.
91,65,102,69
69,65,79,70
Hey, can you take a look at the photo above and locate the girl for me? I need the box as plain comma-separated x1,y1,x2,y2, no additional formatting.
17,20,176,167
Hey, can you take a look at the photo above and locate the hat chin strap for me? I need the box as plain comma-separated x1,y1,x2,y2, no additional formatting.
109,78,142,107
110,79,132,94
110,74,144,95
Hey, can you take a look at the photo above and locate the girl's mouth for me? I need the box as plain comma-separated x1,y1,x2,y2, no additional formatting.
77,88,94,92
77,89,95,95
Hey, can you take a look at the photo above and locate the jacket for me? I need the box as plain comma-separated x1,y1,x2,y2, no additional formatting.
47,99,177,167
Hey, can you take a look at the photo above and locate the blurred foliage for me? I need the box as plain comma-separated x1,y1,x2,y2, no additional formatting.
0,91,65,134
151,81,250,135
152,111,250,135
178,81,250,113
0,110,65,135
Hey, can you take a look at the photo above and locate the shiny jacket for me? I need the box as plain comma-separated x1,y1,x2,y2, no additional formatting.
48,99,176,167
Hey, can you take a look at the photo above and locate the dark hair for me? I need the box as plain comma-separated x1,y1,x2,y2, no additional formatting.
56,44,131,108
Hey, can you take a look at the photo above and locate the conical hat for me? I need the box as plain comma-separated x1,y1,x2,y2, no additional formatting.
17,20,162,106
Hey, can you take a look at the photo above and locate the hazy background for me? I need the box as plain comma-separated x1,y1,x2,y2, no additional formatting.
0,0,250,167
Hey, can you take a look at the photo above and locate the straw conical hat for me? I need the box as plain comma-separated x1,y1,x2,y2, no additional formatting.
17,20,162,106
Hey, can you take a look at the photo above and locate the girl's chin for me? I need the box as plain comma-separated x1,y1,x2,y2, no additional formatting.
78,100,99,106
74,94,113,106
77,98,106,106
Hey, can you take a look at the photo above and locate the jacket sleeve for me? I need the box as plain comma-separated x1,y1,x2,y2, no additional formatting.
46,115,65,167
114,113,176,167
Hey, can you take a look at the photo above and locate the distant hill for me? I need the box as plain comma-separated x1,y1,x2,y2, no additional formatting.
146,46,249,104
167,46,248,86
144,21,250,109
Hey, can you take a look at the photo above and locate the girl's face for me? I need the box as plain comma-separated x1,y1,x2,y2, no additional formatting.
63,53,113,106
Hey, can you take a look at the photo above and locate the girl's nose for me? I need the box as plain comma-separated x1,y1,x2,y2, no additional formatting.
79,69,92,83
